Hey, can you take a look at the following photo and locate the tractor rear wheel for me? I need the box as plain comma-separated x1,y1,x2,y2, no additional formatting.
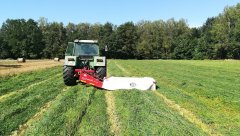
63,66,77,86
96,67,106,80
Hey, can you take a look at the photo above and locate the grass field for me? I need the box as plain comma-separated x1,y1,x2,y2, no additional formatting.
0,60,239,136
0,59,62,77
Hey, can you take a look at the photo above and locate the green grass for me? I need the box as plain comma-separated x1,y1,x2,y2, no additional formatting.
24,85,96,136
108,60,207,135
1,60,239,136
115,90,206,135
75,91,111,136
0,66,62,96
0,73,64,135
114,90,207,135
113,60,240,135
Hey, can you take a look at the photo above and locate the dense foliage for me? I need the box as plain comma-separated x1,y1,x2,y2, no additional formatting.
0,4,240,59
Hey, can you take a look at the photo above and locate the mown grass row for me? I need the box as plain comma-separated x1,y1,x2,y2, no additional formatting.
1,65,112,135
107,60,206,135
0,73,64,135
23,85,111,136
23,85,92,135
0,66,62,96
114,60,240,135
75,91,111,136
113,91,206,135
119,60,240,105
74,60,114,136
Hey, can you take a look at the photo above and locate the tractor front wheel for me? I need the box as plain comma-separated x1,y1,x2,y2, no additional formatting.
63,66,77,86
96,67,106,80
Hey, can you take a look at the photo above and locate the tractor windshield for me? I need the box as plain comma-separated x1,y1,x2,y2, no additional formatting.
75,43,99,56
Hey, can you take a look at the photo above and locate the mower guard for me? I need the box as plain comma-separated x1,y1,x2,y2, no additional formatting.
75,68,156,91
102,77,156,91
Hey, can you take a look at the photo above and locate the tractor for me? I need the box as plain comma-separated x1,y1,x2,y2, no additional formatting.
63,40,156,90
63,40,107,87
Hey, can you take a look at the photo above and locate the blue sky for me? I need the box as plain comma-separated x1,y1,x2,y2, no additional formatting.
0,0,239,27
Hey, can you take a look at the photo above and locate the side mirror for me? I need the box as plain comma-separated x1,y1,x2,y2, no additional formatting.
105,45,108,52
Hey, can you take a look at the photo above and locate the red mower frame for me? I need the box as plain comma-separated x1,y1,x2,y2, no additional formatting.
74,67,104,88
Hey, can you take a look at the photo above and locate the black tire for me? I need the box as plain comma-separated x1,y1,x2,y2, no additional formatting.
96,67,106,80
63,66,77,86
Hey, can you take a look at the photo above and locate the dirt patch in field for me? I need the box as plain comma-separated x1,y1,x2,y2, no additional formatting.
105,91,121,135
11,87,71,136
0,60,63,76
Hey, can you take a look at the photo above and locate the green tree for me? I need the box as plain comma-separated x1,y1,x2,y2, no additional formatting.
66,23,78,42
0,30,10,58
1,19,42,59
76,23,90,40
99,22,114,57
88,23,102,40
194,17,215,59
25,19,43,58
209,4,240,59
42,22,67,58
115,22,138,59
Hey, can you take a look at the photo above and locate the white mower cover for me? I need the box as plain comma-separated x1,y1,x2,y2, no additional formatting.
102,77,156,91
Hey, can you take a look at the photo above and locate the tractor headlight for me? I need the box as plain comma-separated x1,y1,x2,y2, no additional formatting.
97,59,103,62
68,58,75,61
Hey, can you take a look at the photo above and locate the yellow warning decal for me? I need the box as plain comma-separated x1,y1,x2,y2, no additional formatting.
81,80,86,83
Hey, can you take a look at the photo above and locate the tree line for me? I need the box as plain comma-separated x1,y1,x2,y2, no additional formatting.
0,3,240,59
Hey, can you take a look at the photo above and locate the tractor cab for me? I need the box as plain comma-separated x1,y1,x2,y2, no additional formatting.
65,40,99,57
63,40,106,86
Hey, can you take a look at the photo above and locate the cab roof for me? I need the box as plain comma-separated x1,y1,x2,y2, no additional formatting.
74,40,98,43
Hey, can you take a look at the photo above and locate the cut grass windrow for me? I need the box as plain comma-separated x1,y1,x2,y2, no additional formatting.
113,61,208,135
11,87,71,136
105,91,121,135
0,66,62,96
114,90,207,135
0,75,65,136
23,85,96,136
76,91,112,136
153,91,221,136
115,60,240,135
0,73,62,102
104,60,122,135
114,61,130,75
69,87,96,136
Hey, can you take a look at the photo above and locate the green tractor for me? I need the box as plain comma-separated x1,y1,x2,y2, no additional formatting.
63,40,107,86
